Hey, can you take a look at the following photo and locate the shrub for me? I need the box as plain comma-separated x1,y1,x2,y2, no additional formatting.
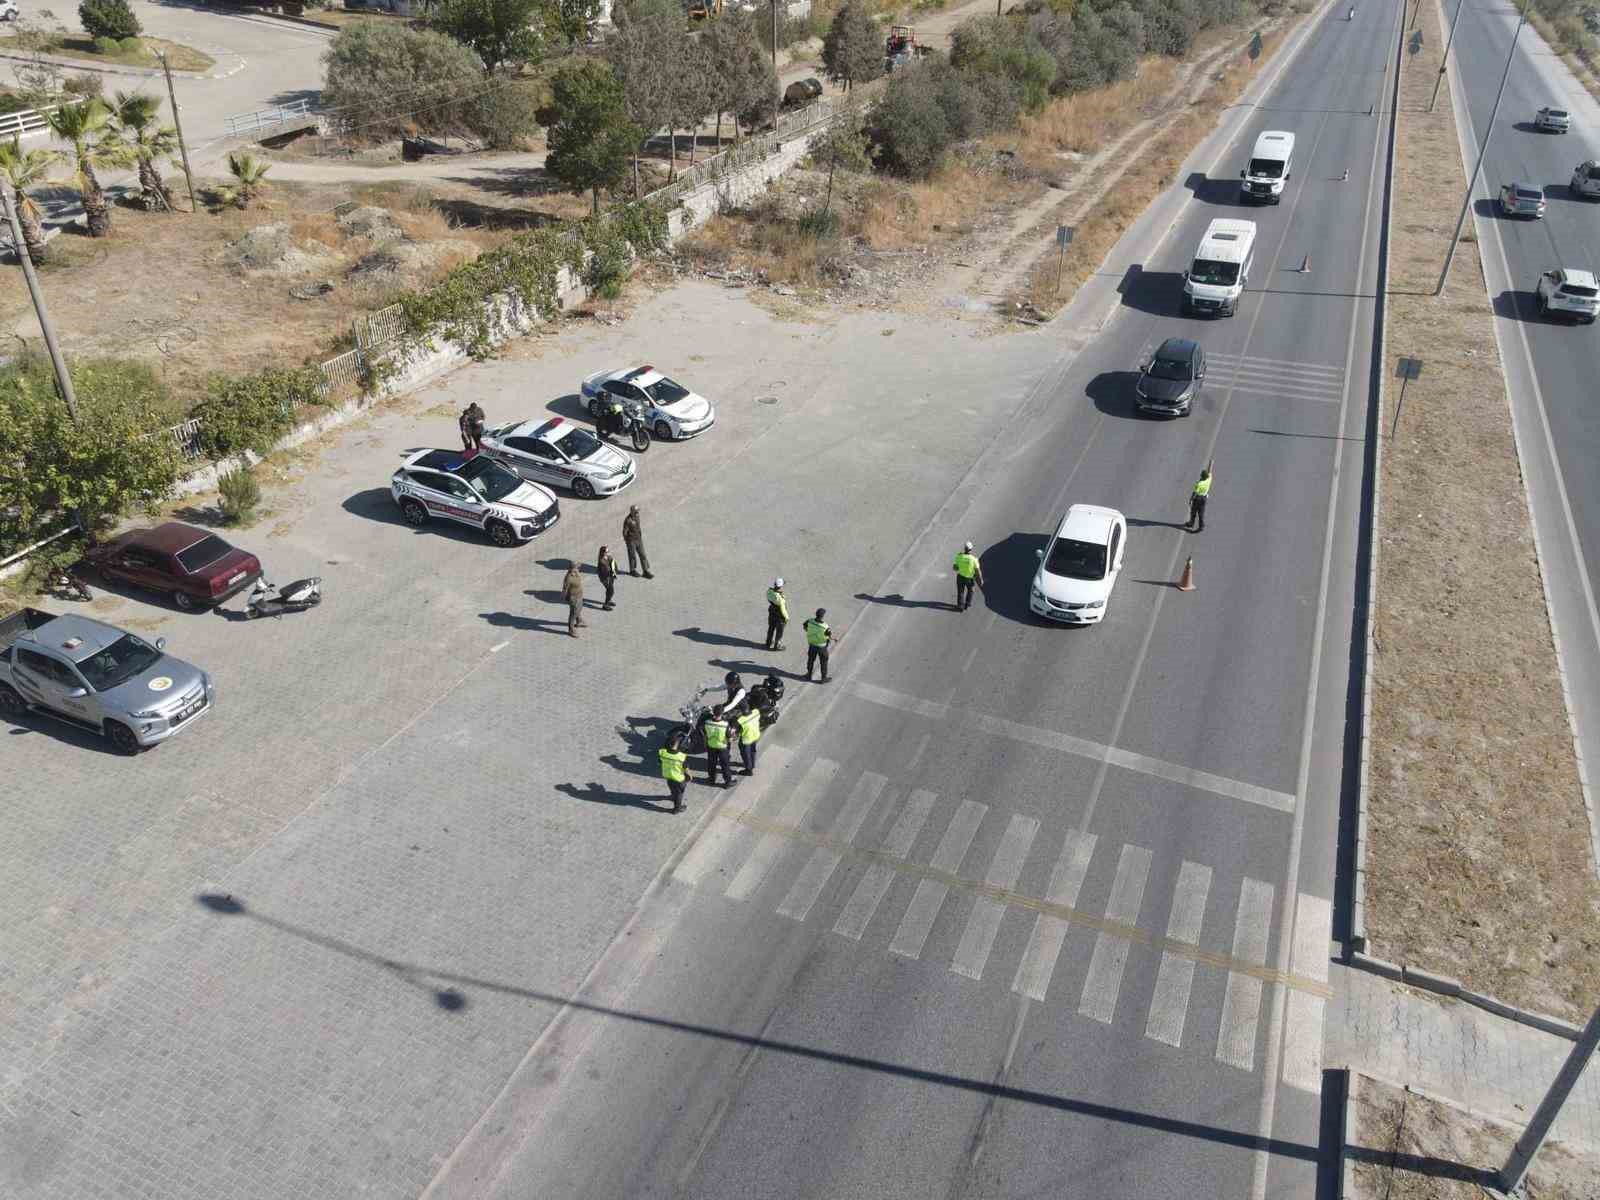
217,466,261,526
190,366,321,463
321,24,486,142
949,14,1057,111
0,93,33,117
1135,0,1201,55
92,35,119,54
78,0,142,41
584,232,631,299
64,72,104,98
468,78,543,150
119,36,142,52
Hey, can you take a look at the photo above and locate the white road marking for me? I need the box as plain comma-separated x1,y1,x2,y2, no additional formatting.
951,814,1040,981
850,681,1295,813
489,640,510,653
1280,893,1332,1092
1012,831,1098,1002
889,799,986,960
1078,844,1153,1024
1207,352,1344,377
1145,860,1213,1048
776,773,887,923
1217,877,1275,1071
672,746,793,887
1202,373,1344,404
902,733,932,771
725,757,839,901
834,789,937,941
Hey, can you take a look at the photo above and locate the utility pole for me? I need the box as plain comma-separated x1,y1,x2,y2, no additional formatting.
158,51,198,214
2,183,80,423
1496,1002,1600,1196
771,0,780,134
1429,0,1466,112
1434,0,1529,296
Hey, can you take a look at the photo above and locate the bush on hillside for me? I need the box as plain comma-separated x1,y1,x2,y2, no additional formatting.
322,24,486,142
949,14,1057,110
78,0,141,41
869,58,1019,176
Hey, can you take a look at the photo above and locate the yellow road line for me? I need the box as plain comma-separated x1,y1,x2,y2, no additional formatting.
714,808,1334,1000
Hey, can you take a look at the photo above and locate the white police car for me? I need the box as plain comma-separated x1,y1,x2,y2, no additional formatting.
481,416,636,499
390,449,560,546
579,365,717,440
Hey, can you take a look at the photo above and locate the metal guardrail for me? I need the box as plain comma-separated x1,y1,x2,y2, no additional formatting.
223,99,316,139
356,304,405,352
317,348,362,401
165,417,204,461
0,105,59,142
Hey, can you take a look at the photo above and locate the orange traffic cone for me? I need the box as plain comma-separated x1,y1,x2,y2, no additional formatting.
1176,556,1196,592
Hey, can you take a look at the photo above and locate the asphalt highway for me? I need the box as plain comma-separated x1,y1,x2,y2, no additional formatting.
436,7,1397,1197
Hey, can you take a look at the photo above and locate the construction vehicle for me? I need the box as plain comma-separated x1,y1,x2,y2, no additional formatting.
884,24,929,72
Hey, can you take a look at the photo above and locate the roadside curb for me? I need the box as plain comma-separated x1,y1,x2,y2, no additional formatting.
1339,1068,1357,1199
1347,950,1584,1040
0,47,229,80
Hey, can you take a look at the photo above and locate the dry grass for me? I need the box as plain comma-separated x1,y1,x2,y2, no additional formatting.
1016,57,1182,165
1349,1075,1599,1199
858,162,1009,249
1365,0,1600,1022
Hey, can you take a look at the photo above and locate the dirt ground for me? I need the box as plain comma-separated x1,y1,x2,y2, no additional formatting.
1349,1074,1598,1199
1364,0,1600,1021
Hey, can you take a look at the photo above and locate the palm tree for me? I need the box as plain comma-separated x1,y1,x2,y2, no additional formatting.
0,137,60,262
222,151,270,208
113,91,179,211
44,99,132,238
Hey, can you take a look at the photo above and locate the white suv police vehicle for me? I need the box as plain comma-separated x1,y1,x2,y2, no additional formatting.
481,416,636,499
390,449,560,546
1535,268,1600,324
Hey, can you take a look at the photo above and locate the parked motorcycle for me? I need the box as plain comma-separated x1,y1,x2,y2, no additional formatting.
245,576,322,619
598,399,652,453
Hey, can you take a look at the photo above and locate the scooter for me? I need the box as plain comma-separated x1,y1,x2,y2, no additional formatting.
245,576,322,619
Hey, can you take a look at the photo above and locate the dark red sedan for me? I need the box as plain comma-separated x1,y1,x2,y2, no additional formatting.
85,523,262,612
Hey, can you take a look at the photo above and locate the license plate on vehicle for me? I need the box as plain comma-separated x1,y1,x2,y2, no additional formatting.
174,698,204,724
229,572,246,585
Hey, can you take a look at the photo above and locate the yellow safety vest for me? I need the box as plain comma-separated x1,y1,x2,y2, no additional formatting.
953,552,979,579
804,619,830,647
1193,476,1211,498
704,719,729,750
659,747,687,782
737,710,762,744
767,588,788,620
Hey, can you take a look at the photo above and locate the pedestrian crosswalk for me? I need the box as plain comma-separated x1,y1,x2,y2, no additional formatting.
1207,352,1346,406
672,756,1333,1091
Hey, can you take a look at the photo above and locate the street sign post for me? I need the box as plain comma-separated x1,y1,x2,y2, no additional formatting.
1054,225,1075,295
1391,356,1423,437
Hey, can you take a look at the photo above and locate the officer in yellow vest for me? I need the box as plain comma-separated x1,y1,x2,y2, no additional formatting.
659,732,689,813
735,706,762,776
952,542,984,611
765,577,789,650
703,705,736,787
803,608,833,683
1188,467,1213,533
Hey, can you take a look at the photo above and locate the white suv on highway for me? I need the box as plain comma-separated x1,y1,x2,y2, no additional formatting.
1535,268,1600,323
1572,160,1600,200
1535,106,1571,133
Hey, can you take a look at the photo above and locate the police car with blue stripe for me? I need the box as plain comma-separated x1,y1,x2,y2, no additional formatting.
390,449,560,546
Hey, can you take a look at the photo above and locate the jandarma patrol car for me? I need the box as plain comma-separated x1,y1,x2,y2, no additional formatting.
480,416,636,499
390,449,560,546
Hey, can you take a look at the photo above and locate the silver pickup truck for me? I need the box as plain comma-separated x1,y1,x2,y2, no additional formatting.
0,608,215,754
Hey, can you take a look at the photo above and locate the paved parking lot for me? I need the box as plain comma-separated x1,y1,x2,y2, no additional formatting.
0,282,1056,1198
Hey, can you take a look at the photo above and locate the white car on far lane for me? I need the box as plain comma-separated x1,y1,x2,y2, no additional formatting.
579,365,717,441
1029,505,1127,625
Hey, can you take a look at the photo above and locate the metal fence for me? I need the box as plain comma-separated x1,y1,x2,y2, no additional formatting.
223,99,317,140
639,97,838,210
316,348,363,401
166,417,204,461
356,304,406,352
0,105,59,142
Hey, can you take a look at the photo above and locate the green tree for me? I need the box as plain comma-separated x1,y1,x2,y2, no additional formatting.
218,151,270,208
78,0,141,40
733,24,780,134
44,99,132,238
950,14,1056,111
664,30,713,169
811,102,871,225
547,0,603,46
539,58,641,213
428,0,547,75
604,9,678,192
112,91,178,210
821,3,881,92
321,24,487,141
0,357,181,544
0,137,61,262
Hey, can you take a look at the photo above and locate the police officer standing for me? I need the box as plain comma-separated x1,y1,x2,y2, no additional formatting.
703,705,736,787
659,732,689,813
1187,466,1213,533
597,545,618,610
765,577,789,650
803,608,834,683
952,542,984,611
622,504,653,578
735,705,762,775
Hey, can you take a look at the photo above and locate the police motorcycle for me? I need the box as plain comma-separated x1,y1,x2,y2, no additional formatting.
245,575,322,619
667,673,783,753
597,396,652,453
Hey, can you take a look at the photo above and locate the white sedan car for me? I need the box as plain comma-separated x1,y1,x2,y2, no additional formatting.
1030,505,1127,625
580,365,717,441
481,416,636,499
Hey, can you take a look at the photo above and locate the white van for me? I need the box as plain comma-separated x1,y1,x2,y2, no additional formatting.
1240,130,1295,204
1182,218,1255,318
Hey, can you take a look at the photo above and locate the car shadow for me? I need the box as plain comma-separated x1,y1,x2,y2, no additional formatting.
1510,120,1557,133
1545,182,1590,204
1117,265,1186,317
79,573,202,615
480,610,571,634
3,714,123,755
854,590,952,610
978,533,1049,623
1491,289,1543,322
547,393,592,421
555,781,674,812
675,626,767,649
1183,172,1241,205
168,503,228,528
1127,516,1191,530
343,488,502,543
708,656,805,682
1085,370,1145,419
